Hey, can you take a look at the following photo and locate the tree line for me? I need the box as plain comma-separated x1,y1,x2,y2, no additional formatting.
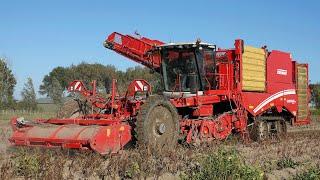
0,58,162,110
38,62,162,104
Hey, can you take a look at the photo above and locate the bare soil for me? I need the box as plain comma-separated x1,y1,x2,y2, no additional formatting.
0,117,319,179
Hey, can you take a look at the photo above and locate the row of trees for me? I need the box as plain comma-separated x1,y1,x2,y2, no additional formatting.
38,62,162,104
0,58,37,110
0,58,162,110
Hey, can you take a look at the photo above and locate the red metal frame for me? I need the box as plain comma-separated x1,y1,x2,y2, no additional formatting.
104,32,164,71
9,32,311,154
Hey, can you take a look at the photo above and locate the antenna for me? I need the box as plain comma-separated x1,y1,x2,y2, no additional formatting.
134,30,141,38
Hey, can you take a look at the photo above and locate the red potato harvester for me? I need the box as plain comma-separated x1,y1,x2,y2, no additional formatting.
9,32,310,154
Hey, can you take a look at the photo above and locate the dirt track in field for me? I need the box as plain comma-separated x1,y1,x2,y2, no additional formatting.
0,117,320,179
239,130,320,179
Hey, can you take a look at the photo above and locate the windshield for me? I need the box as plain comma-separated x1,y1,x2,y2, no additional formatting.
162,49,200,92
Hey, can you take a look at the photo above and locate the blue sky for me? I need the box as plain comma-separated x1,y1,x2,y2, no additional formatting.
0,0,319,99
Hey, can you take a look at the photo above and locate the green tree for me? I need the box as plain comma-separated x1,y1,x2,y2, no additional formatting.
122,66,162,93
46,66,70,88
310,83,320,109
48,77,64,104
69,62,116,92
39,66,69,96
0,58,17,109
20,77,37,110
39,62,117,97
39,75,64,104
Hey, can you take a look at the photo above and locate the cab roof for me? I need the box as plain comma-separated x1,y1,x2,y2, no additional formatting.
154,42,216,50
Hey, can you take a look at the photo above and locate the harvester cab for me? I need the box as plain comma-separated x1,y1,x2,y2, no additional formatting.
152,42,216,97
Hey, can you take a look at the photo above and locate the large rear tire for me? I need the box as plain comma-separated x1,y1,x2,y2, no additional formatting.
136,96,179,151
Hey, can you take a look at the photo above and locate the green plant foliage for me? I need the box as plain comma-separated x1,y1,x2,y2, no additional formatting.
310,83,320,109
311,109,320,116
0,58,17,109
293,166,320,180
180,148,264,180
124,162,141,179
20,77,37,110
12,149,41,178
277,156,299,169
